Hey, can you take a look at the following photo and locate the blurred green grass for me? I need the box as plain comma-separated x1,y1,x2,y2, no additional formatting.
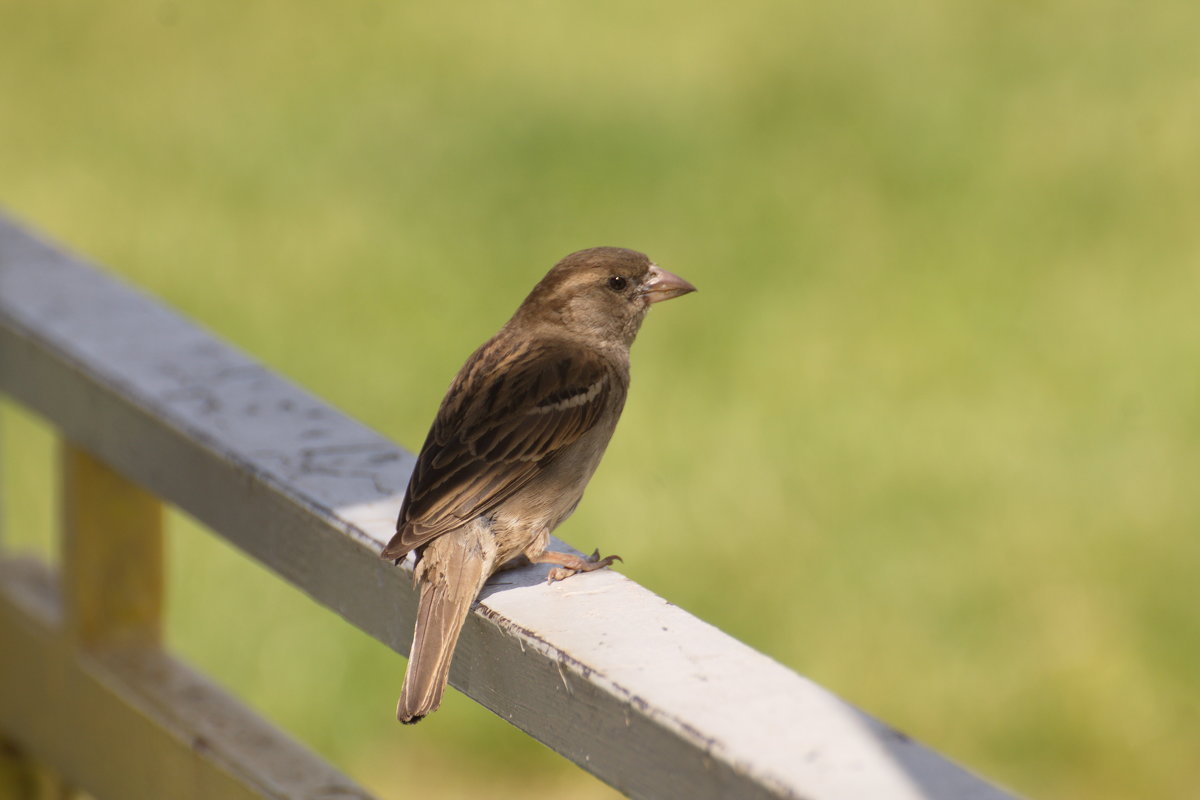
2,1,1199,798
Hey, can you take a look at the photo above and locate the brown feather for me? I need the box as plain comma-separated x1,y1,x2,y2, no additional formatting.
382,338,615,561
396,522,495,723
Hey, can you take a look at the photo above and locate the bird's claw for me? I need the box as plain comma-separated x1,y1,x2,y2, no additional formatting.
587,548,623,564
545,550,622,583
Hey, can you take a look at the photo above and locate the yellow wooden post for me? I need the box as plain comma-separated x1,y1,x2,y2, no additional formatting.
59,442,163,648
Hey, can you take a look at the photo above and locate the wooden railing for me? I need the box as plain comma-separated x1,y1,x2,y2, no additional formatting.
0,214,1020,800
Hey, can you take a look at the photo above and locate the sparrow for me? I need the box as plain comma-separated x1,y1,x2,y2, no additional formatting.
381,246,695,724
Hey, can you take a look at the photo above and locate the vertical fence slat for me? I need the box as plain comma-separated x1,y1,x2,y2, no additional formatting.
60,442,163,648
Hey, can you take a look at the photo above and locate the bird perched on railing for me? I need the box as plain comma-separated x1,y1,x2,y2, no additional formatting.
381,247,695,724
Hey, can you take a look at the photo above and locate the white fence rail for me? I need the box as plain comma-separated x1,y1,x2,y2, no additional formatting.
0,213,1019,800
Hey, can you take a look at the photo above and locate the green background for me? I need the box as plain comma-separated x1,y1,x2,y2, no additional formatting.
2,2,1198,798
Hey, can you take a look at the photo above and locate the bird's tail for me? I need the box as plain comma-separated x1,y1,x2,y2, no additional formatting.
397,532,492,724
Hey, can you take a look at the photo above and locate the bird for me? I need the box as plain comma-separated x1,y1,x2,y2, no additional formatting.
380,246,695,724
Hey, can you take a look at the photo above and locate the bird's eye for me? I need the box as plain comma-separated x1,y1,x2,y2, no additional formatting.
607,275,628,292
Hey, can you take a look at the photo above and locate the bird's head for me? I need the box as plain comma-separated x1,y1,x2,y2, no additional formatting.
517,247,696,347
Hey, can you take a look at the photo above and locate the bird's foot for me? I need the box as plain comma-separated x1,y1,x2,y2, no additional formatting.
537,549,623,582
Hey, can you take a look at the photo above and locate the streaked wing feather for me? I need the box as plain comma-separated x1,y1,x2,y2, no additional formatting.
382,339,612,560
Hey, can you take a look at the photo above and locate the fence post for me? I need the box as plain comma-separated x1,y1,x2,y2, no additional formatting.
59,442,163,648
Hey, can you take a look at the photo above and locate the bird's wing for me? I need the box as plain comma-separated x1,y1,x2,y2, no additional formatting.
382,337,616,560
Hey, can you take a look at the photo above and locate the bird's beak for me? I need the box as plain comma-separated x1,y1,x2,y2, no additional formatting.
641,265,697,304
